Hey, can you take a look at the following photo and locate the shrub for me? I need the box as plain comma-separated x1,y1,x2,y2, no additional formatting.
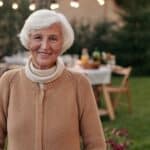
105,128,132,150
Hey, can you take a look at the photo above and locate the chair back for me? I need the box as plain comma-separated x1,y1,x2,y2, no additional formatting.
113,66,132,88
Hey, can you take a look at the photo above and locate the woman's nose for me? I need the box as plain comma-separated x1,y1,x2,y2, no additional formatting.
41,39,49,50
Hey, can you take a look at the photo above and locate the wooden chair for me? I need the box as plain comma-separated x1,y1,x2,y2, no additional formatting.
100,66,132,114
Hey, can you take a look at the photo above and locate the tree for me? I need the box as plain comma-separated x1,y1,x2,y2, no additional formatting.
90,21,116,55
67,21,93,55
0,0,30,59
113,0,150,75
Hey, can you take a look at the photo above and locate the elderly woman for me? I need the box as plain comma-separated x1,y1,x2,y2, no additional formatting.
0,9,106,150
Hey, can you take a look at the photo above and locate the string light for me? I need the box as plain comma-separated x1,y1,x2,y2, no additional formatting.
97,0,105,6
50,0,59,10
12,2,19,10
0,0,81,10
70,0,80,8
29,2,36,11
0,0,4,7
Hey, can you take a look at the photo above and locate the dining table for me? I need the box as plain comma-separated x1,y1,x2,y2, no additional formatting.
69,64,115,120
70,64,111,85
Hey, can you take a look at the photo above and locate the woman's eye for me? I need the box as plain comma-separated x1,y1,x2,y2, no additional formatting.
34,36,41,40
49,36,58,41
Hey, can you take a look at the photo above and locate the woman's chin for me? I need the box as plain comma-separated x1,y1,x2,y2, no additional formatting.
36,60,56,69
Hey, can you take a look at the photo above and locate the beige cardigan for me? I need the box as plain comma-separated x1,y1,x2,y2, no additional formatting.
0,68,106,150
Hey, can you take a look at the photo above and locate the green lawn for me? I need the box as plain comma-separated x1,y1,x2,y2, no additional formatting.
101,77,150,149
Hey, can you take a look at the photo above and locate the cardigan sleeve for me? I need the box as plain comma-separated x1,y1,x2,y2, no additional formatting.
0,73,10,150
77,75,106,150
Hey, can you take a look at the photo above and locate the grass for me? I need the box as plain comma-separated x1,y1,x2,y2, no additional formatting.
101,77,150,149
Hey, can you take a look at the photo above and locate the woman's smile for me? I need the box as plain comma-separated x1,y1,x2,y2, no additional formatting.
38,51,52,56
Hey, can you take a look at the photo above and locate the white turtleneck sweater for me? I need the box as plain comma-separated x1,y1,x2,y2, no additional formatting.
25,57,65,84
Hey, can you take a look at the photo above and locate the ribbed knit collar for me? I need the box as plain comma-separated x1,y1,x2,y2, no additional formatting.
25,56,65,83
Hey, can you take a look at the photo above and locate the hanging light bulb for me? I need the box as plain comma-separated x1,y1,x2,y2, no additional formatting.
70,0,79,8
12,2,19,10
0,0,4,7
29,2,36,11
50,0,59,10
97,0,105,6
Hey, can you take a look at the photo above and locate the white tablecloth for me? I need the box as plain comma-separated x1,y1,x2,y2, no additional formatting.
69,65,112,85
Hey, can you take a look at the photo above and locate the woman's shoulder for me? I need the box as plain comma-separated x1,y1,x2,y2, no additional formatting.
0,67,23,83
64,68,91,85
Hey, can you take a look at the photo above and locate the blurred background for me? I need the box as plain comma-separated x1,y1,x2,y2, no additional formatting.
1,1,150,150
0,0,150,75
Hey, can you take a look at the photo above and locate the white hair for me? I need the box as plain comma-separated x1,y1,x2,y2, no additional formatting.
19,9,74,53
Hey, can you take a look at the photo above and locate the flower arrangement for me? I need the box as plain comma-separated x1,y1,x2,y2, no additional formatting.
104,128,132,150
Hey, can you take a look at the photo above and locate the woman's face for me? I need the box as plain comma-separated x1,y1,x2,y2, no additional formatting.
28,23,63,69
